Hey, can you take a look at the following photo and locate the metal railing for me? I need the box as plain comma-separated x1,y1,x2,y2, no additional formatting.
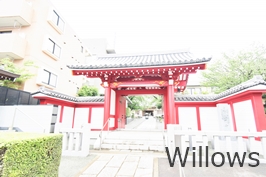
99,118,110,150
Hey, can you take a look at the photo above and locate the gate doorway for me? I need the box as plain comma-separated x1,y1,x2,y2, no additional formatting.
118,94,164,131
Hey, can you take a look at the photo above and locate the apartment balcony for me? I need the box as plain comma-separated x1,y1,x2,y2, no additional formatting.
0,0,33,27
0,33,27,59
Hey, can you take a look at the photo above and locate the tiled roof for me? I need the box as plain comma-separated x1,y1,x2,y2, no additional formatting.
0,68,20,81
32,87,104,103
67,50,211,70
175,75,266,102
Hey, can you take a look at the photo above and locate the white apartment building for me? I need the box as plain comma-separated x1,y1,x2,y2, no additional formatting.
0,0,89,96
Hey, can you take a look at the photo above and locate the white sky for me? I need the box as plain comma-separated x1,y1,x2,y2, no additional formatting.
51,0,266,57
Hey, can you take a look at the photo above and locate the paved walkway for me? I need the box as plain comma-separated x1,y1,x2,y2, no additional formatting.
77,150,165,177
60,150,266,177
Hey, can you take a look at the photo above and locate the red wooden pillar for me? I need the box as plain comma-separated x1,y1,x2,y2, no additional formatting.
167,79,176,124
103,82,111,130
72,107,76,128
163,94,168,129
115,92,120,129
59,105,64,123
251,93,266,131
196,106,201,130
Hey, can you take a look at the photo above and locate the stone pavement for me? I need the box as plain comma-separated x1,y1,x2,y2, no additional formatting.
78,150,166,177
60,150,266,177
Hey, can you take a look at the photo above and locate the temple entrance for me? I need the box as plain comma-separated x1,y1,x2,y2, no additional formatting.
117,94,164,131
69,50,210,130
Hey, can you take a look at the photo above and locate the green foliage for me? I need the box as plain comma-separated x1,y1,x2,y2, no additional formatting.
128,95,162,110
77,85,99,96
126,107,131,117
0,58,36,89
201,44,266,93
0,132,62,177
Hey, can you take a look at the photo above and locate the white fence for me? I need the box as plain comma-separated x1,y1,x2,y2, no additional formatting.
58,124,91,157
166,125,266,163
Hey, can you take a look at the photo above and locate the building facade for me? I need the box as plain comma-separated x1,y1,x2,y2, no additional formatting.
0,0,89,96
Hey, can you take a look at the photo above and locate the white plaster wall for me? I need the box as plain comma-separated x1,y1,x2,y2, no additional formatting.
74,108,89,129
0,105,53,133
90,108,104,129
110,89,116,115
233,100,257,132
200,107,219,131
178,107,197,130
62,106,74,129
109,118,115,128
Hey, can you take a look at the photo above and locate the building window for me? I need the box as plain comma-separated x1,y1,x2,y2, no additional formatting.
47,38,61,58
42,70,57,87
0,31,12,34
52,10,65,31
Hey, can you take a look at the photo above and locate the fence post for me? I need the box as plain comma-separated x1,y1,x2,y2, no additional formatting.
62,132,68,150
213,136,220,152
237,136,245,157
225,136,232,155
261,131,266,160
81,124,91,155
75,132,81,151
68,132,74,151
248,136,256,153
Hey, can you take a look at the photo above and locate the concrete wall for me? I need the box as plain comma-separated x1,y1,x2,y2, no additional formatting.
0,105,53,133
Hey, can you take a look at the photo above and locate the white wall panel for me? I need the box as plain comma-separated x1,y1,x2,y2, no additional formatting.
109,118,115,128
233,100,257,132
74,108,89,129
200,107,219,131
0,105,53,133
178,107,197,130
110,89,116,115
62,106,74,129
91,107,104,129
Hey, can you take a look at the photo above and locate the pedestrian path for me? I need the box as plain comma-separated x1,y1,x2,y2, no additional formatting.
78,150,166,177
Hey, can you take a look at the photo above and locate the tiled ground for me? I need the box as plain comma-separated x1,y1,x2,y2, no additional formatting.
79,153,155,177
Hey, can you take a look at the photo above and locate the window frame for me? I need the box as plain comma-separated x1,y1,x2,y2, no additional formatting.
42,69,57,87
52,10,65,31
47,38,61,58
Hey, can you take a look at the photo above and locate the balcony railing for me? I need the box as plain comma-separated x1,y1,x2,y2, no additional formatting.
0,33,27,59
0,0,33,27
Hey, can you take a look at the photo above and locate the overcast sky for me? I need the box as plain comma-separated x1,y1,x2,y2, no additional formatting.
51,0,266,58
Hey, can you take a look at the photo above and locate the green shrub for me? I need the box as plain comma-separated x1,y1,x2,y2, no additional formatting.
0,132,62,177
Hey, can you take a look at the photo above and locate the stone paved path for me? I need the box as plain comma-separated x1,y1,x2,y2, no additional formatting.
79,151,163,177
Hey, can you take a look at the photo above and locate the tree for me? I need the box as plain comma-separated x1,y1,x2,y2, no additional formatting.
128,95,162,110
0,58,36,89
201,44,266,93
77,85,99,96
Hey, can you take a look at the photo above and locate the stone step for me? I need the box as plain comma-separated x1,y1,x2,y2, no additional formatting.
103,139,164,146
100,144,165,152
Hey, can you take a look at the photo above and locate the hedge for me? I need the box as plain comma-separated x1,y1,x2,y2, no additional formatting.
0,132,63,177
